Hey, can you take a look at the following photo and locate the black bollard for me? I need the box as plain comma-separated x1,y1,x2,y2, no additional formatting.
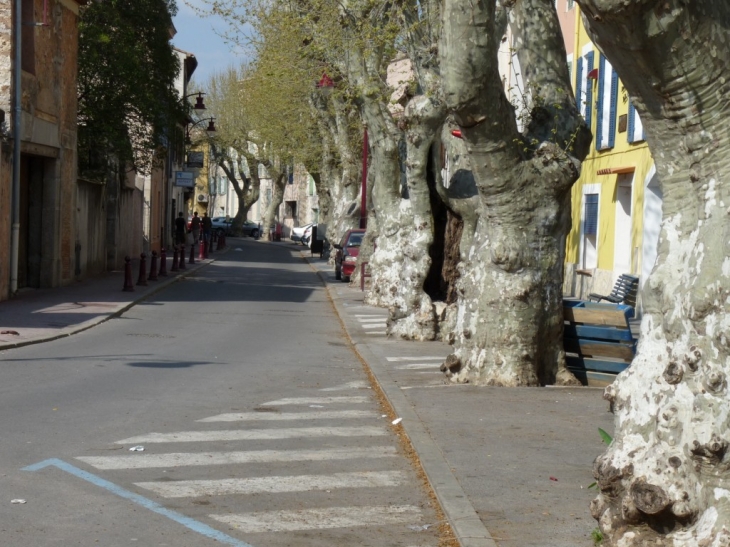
159,248,168,276
148,251,158,281
199,239,205,260
179,244,187,269
189,242,196,264
170,246,179,272
122,256,135,292
136,253,148,286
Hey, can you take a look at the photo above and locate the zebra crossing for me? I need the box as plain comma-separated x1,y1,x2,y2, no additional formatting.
355,314,388,336
72,388,438,545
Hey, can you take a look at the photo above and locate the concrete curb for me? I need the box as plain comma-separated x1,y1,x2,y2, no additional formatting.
0,258,216,352
306,257,498,547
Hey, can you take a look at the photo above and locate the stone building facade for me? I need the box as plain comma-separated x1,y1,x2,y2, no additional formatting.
0,0,83,300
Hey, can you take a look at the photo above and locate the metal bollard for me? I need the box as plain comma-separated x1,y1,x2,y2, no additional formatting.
148,251,158,281
199,239,205,259
170,246,179,272
204,239,209,259
136,253,148,286
122,256,134,292
159,248,168,276
189,242,196,264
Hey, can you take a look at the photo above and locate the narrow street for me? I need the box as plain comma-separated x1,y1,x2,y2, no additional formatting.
0,240,440,547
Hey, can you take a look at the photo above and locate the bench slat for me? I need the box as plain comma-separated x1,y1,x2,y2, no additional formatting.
563,305,631,327
564,337,635,361
564,323,635,342
566,356,630,374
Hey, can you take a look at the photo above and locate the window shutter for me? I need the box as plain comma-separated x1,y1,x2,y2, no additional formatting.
584,194,599,236
584,51,594,130
608,69,619,148
596,55,605,149
628,104,635,143
575,55,583,111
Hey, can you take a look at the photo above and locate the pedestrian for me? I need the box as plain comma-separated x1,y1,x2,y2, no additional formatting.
174,211,186,245
191,211,201,243
202,212,213,243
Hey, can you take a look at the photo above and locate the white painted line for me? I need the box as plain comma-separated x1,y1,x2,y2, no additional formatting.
362,323,387,329
386,356,445,362
395,364,441,370
77,446,398,470
116,426,387,445
355,315,387,319
198,410,377,422
366,332,387,335
261,396,369,406
320,381,370,391
417,371,444,374
210,505,423,533
136,470,407,498
358,318,388,323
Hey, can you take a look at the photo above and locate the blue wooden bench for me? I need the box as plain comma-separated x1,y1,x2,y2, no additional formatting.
563,300,636,386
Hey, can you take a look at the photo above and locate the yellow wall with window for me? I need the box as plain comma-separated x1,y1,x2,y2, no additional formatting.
565,10,656,297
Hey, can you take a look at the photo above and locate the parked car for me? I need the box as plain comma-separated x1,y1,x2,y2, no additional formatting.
211,217,233,236
240,220,260,238
291,223,314,245
334,229,365,282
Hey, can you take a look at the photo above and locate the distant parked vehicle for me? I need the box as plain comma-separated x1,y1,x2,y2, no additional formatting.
210,217,233,236
334,229,365,282
291,223,314,245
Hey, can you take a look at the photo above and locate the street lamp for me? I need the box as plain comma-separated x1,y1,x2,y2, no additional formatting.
316,73,367,229
185,117,216,146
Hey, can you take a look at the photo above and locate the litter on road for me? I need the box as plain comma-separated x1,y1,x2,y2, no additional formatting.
129,446,145,452
392,418,403,425
11,499,26,504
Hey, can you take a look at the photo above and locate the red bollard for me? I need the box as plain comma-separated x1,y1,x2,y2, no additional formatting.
148,251,158,281
159,248,168,277
170,246,179,272
136,253,148,286
189,242,196,264
122,256,134,292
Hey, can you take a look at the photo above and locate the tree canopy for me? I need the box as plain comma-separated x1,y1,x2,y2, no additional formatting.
77,0,184,178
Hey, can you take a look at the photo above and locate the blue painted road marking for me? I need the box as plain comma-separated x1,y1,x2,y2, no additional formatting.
23,458,254,547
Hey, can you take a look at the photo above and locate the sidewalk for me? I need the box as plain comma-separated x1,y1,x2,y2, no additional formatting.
304,251,614,547
0,251,216,351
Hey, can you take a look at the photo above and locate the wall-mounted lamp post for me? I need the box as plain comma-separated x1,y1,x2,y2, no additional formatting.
185,117,216,146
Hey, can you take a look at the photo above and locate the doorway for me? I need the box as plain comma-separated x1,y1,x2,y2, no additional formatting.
613,172,634,276
18,154,52,289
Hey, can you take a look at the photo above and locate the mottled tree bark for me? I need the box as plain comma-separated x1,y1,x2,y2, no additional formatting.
574,2,730,545
440,0,590,384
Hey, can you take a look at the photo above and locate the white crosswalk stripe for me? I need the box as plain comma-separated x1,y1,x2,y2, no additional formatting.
362,323,387,329
209,505,423,533
261,396,369,406
197,410,377,422
135,470,407,498
76,446,398,470
116,426,387,445
396,363,441,370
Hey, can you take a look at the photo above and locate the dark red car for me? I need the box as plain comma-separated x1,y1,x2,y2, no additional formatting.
334,229,365,282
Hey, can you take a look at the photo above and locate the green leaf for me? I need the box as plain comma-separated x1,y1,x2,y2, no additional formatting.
598,428,613,445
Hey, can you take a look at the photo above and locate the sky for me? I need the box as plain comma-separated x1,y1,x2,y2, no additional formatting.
171,1,246,85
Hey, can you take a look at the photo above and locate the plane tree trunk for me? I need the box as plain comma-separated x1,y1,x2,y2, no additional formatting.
260,161,286,242
439,0,590,385
212,144,261,234
575,3,730,545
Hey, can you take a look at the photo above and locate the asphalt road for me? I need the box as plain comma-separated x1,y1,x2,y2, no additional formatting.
0,240,440,547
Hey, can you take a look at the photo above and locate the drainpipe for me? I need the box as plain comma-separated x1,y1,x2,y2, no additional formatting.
10,0,22,295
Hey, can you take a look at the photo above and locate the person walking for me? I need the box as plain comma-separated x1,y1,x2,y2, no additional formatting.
174,211,187,245
191,211,201,243
202,212,213,243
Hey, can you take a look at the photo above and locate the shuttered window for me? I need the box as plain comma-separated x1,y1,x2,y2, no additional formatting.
596,55,619,150
584,194,599,236
628,103,646,143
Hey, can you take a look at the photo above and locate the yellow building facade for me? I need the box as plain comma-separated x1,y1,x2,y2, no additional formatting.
564,11,661,310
